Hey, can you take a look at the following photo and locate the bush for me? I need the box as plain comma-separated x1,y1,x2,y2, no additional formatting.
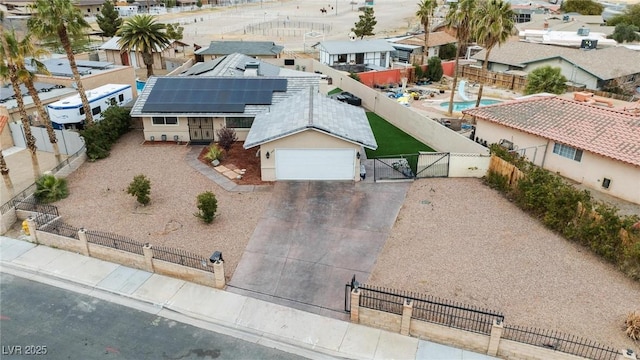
216,127,237,153
426,56,443,82
439,43,457,60
127,174,151,206
203,143,223,162
349,72,361,82
414,64,424,80
626,311,640,340
81,106,132,161
34,174,69,203
194,191,217,223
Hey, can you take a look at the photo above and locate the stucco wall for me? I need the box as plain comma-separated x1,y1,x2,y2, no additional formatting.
474,119,550,166
142,117,190,142
258,129,361,181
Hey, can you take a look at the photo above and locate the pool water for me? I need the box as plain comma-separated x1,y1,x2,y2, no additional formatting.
440,99,502,111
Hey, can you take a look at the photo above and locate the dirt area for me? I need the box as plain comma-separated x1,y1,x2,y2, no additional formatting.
196,142,270,186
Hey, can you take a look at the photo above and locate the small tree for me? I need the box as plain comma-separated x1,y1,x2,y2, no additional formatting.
439,43,457,60
96,0,123,37
352,7,376,39
524,66,567,95
196,0,202,8
606,4,640,27
165,23,184,41
216,127,237,153
414,64,424,81
560,0,603,15
127,174,151,206
194,191,217,223
426,56,443,82
34,174,69,203
609,23,640,43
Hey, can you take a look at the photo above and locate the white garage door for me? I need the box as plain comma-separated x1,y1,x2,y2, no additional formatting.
276,149,355,180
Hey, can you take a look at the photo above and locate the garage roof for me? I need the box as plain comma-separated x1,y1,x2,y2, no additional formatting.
244,88,378,150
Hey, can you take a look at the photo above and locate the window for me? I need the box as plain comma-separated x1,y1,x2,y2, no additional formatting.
79,107,85,115
92,107,101,115
119,94,124,102
553,143,583,162
337,54,347,63
108,97,116,106
226,117,253,128
602,178,611,189
152,116,178,125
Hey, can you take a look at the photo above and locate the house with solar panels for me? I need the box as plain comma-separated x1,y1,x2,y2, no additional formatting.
130,53,377,181
462,96,640,204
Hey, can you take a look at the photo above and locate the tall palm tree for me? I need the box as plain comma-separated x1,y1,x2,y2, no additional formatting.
12,31,63,164
0,150,15,198
117,15,170,79
0,31,41,181
27,0,94,125
473,0,514,107
416,0,437,64
445,0,477,115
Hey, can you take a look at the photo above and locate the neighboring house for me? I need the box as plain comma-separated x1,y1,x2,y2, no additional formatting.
470,41,640,92
194,41,284,62
130,53,376,181
389,32,457,62
517,13,615,36
463,96,640,204
243,88,377,181
518,29,616,48
316,39,395,68
1,0,108,16
99,36,188,70
116,1,167,16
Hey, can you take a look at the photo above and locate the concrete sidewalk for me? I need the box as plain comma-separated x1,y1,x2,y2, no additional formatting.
0,236,497,360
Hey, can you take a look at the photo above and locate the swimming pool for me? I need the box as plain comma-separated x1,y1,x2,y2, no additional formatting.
440,99,502,111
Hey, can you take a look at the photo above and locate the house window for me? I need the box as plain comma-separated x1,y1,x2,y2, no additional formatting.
79,107,85,115
553,143,583,162
337,54,347,63
226,117,253,128
92,106,101,115
108,97,116,106
152,116,178,125
119,94,124,102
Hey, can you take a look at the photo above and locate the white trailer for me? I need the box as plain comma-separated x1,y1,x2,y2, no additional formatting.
47,84,133,129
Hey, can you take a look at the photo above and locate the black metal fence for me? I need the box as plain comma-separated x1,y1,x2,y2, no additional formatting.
373,153,450,182
84,229,145,255
49,145,85,174
502,325,620,360
351,281,504,335
37,218,80,239
15,196,59,217
153,245,214,273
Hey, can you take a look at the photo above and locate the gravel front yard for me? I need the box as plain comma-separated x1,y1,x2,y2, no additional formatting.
370,178,640,351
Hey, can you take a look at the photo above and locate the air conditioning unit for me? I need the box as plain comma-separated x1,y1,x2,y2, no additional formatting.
161,134,167,141
498,139,516,150
577,27,590,36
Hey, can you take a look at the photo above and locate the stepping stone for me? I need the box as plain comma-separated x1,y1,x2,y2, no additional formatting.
223,170,238,180
214,165,229,173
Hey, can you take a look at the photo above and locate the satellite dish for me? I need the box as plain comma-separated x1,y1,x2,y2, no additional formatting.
349,31,357,41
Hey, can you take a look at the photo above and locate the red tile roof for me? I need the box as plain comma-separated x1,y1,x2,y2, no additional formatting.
0,115,8,134
462,97,640,167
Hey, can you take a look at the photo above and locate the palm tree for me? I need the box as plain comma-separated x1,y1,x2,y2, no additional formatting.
416,0,437,64
27,0,94,125
0,31,41,181
473,0,514,107
117,15,170,79
0,150,15,198
445,0,477,115
12,31,63,164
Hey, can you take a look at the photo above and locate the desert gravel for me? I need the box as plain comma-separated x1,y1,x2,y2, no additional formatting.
370,178,640,352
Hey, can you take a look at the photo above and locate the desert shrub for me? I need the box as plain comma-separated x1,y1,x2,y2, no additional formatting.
626,311,640,340
483,171,509,192
216,127,237,153
204,143,223,162
34,174,69,203
349,72,361,82
414,64,424,80
194,191,217,223
439,43,457,60
426,57,443,82
81,106,131,161
127,174,151,206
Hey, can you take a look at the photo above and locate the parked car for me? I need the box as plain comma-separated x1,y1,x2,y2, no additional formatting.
335,92,362,106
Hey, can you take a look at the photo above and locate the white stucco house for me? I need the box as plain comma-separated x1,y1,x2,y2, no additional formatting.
315,39,396,68
463,96,640,204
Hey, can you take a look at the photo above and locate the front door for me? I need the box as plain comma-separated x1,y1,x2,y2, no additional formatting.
356,53,364,64
188,117,214,144
120,51,130,66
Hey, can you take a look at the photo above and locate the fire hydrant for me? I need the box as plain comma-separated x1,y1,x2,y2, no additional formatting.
22,220,30,236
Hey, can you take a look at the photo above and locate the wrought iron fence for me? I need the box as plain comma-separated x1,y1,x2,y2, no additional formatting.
84,229,145,255
502,325,620,360
0,183,37,214
50,145,85,173
37,218,80,239
14,196,59,217
153,245,214,273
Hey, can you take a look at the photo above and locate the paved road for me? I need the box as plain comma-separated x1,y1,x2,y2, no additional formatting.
0,273,308,360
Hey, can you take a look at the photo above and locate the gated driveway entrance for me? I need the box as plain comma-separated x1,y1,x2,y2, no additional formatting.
228,181,410,318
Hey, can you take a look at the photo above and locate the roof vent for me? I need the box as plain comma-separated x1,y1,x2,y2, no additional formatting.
577,27,590,36
244,61,260,76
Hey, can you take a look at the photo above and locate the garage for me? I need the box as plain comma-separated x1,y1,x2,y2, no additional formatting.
275,149,355,180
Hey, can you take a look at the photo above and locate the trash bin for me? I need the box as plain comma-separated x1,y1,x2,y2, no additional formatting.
327,77,333,85
360,164,366,180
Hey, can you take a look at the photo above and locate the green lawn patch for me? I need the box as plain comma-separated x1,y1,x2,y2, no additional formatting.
365,112,434,158
328,87,343,95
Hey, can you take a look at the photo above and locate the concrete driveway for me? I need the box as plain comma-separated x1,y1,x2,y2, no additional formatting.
228,181,410,318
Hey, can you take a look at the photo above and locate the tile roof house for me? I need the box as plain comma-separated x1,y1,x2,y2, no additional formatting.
99,36,188,71
389,32,458,61
194,41,284,62
463,96,640,204
131,53,376,181
316,39,396,68
470,41,640,92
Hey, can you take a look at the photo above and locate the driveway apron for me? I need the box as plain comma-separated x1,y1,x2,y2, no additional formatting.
228,181,411,318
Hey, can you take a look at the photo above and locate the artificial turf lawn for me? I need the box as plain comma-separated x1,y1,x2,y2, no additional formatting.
365,112,434,158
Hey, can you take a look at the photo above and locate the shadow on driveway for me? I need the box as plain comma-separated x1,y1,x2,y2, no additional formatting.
228,181,411,318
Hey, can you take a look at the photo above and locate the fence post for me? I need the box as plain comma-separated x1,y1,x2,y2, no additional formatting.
350,288,360,323
142,243,155,272
213,260,225,289
77,228,90,256
26,216,38,243
618,349,637,360
401,298,413,336
487,319,504,357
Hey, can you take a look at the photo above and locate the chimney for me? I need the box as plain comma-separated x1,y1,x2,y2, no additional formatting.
244,61,260,76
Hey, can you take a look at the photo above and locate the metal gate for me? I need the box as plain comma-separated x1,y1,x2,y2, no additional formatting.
188,117,214,144
415,152,449,178
373,153,449,181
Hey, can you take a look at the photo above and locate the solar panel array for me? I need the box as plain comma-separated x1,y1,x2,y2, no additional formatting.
142,77,288,113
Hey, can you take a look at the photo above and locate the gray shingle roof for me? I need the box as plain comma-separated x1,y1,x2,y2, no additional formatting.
195,41,284,56
317,39,396,54
472,41,640,80
244,88,378,150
